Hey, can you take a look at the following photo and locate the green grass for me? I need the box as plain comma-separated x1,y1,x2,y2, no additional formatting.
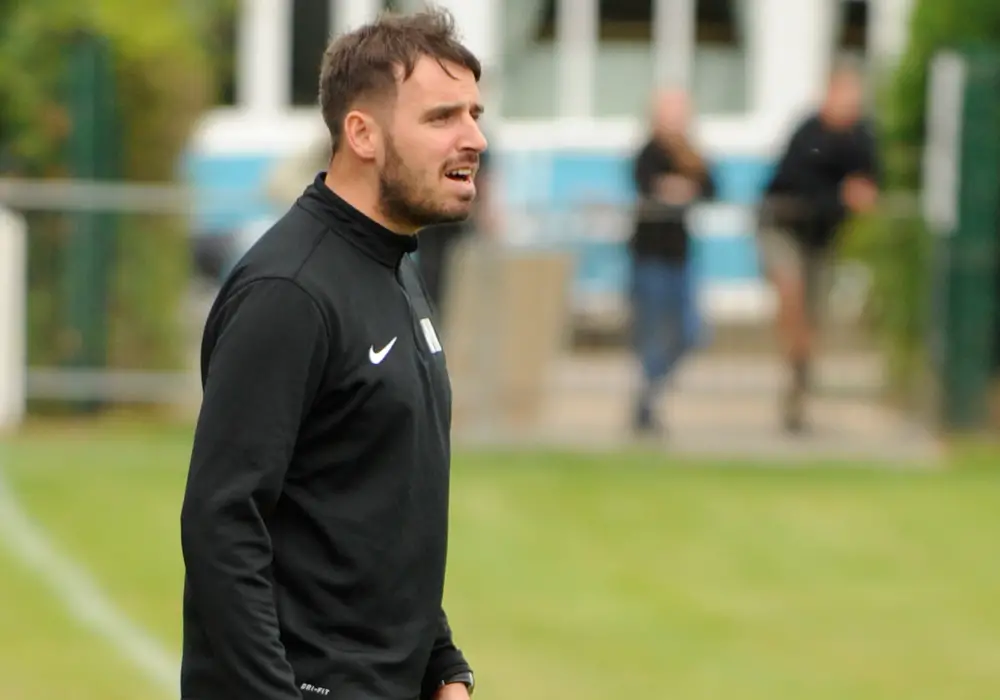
0,545,159,700
2,420,1000,699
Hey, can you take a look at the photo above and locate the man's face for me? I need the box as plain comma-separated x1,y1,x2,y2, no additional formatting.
652,90,690,140
823,72,863,129
377,56,487,230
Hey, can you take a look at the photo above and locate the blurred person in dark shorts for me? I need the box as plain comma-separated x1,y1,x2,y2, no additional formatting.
628,89,716,436
757,64,881,433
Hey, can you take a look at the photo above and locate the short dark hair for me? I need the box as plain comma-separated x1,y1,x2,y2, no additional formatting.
318,8,482,152
827,54,865,84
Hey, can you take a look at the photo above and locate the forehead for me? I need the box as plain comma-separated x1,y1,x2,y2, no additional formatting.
395,55,479,107
830,72,861,94
655,92,687,115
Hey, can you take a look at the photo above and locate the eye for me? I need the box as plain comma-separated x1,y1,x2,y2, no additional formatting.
426,112,453,126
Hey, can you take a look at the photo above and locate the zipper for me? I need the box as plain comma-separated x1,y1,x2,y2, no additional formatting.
395,263,427,355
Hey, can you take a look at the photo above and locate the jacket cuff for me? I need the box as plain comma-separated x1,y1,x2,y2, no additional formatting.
421,652,471,699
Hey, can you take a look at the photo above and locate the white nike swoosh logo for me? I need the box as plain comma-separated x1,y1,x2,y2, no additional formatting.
369,337,397,365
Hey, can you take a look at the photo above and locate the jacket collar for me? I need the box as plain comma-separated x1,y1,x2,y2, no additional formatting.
296,172,418,268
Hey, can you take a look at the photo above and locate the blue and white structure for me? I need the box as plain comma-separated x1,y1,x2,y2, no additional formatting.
184,0,914,322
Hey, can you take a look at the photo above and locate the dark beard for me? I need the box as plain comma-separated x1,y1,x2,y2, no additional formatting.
378,138,471,229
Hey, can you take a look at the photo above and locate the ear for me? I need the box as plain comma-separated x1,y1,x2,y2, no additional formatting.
342,109,381,162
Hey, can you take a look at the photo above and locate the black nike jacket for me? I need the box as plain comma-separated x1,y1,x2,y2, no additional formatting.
179,173,470,700
762,113,881,251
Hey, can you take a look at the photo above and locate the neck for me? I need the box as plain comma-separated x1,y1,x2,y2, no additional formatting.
324,160,416,235
820,107,852,131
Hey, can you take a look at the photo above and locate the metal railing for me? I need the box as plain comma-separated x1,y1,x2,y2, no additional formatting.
0,178,942,459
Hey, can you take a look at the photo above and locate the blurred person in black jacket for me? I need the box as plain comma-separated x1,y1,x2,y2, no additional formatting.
628,89,716,436
757,65,880,433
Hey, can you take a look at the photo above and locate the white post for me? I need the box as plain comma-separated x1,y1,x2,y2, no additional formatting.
922,52,966,236
429,0,503,115
750,0,839,142
868,0,915,78
653,0,696,90
429,0,501,69
238,0,292,112
334,0,382,35
0,207,26,432
556,0,598,119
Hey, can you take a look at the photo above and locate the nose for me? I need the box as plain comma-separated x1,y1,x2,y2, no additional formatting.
463,118,488,155
472,124,488,153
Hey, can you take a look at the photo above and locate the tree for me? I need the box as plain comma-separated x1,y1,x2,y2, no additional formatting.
0,0,232,411
856,0,1000,403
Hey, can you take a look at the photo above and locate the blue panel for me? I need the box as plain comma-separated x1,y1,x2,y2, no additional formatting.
180,145,777,296
565,234,764,304
180,152,278,233
550,154,633,206
182,149,778,225
713,156,777,205
498,152,777,208
569,239,630,296
692,235,763,280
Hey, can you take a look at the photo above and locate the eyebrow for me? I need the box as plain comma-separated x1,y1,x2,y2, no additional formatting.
422,102,485,121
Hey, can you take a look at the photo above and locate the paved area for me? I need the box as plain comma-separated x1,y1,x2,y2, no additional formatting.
183,284,941,465
454,351,943,466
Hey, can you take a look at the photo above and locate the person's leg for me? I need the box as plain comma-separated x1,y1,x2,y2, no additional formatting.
629,259,673,434
659,262,697,381
757,228,813,432
801,246,832,387
679,260,705,354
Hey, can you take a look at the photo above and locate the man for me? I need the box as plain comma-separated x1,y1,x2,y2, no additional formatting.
757,65,880,433
628,89,715,436
179,10,486,700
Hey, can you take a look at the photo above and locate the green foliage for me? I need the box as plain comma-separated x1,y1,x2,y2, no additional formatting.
0,0,231,393
853,0,1000,401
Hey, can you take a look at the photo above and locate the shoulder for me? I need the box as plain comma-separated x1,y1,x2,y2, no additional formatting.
636,138,659,158
635,139,669,169
198,275,333,381
853,117,879,141
793,113,823,136
237,202,371,289
211,275,329,339
235,206,328,277
216,212,346,331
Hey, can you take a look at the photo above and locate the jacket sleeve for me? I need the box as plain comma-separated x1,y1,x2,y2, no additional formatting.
633,143,657,197
420,607,472,699
699,164,718,201
766,118,811,195
815,189,848,230
854,119,883,187
181,277,331,700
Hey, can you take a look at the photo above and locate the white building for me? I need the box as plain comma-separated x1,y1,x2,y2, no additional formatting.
188,0,915,319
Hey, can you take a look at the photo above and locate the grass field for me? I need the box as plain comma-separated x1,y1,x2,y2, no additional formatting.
2,420,1000,699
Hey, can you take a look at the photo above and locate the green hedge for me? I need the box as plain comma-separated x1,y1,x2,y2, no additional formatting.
0,1,231,404
853,0,1000,401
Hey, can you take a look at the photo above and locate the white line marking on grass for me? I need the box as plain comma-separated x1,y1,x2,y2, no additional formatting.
0,466,179,696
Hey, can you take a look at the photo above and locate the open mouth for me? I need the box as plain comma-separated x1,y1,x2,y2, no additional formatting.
444,168,474,183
